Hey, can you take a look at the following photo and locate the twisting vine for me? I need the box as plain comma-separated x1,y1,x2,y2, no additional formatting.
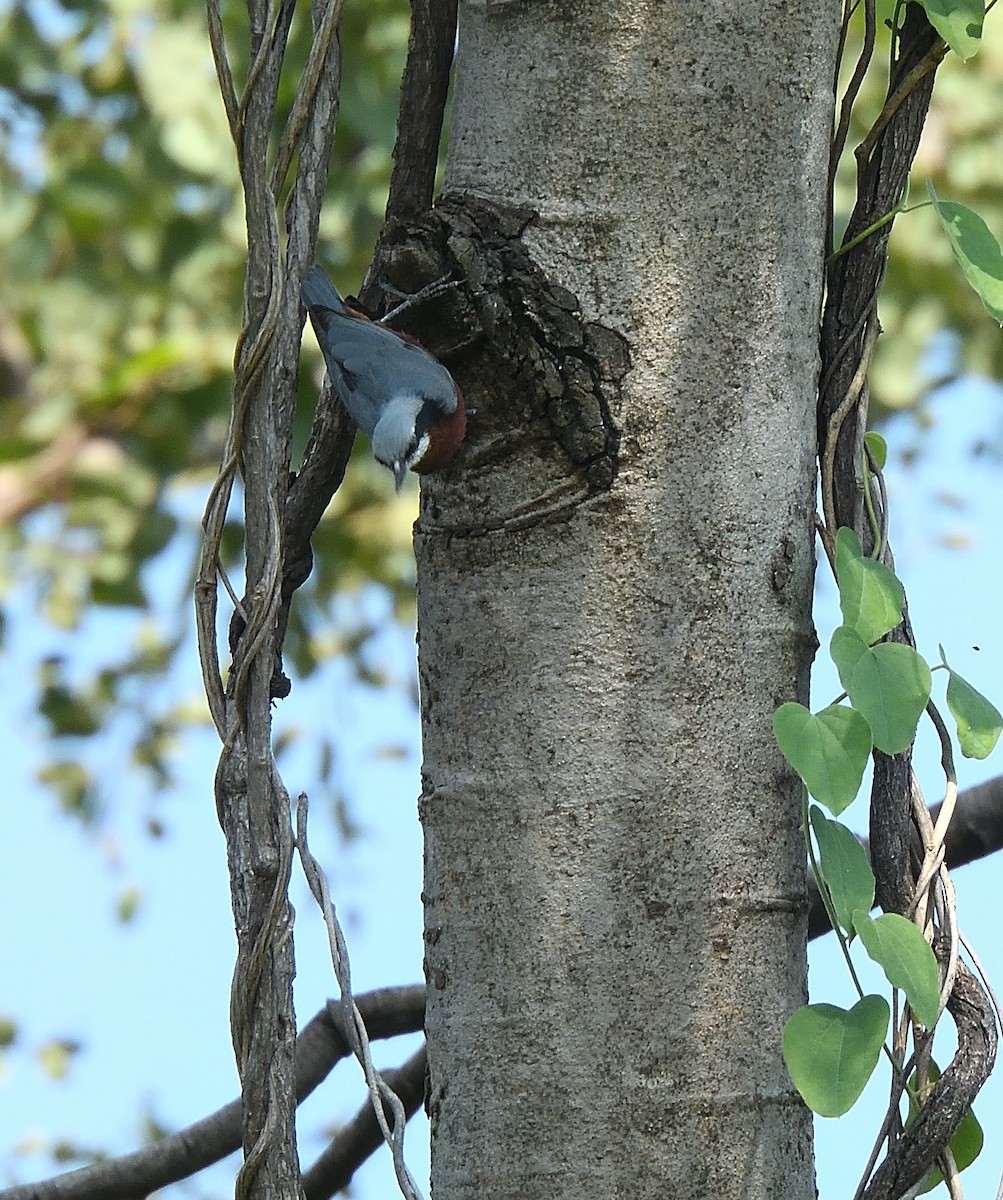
778,3,1001,1199
194,0,459,1197
196,0,346,1197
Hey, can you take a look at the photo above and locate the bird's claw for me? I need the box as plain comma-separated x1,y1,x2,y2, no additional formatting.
378,275,462,326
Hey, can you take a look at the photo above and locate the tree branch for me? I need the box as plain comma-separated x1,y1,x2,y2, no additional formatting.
0,987,425,1200
385,0,458,223
200,1,348,1194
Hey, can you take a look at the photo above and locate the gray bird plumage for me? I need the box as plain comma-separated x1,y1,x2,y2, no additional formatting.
300,267,459,484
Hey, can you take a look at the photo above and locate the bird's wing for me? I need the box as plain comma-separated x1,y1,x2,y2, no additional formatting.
318,316,459,415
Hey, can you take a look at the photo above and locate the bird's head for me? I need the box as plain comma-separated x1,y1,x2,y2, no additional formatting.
372,384,467,491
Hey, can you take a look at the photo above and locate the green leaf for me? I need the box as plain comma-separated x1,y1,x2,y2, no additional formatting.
864,431,888,470
930,186,1003,323
854,913,941,1027
783,996,889,1117
839,640,932,754
36,1038,82,1081
916,0,983,59
39,685,102,737
117,885,143,924
946,669,1003,760
836,552,905,645
35,762,99,823
835,526,864,573
830,626,869,695
809,807,875,934
774,704,872,814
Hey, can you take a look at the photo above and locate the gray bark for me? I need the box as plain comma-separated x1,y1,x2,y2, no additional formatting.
418,3,838,1198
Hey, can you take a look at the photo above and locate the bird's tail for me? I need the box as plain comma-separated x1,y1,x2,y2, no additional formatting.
300,265,347,314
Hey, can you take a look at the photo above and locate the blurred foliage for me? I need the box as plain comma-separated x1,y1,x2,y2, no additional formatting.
116,883,142,922
1,0,1002,829
0,0,419,821
36,1038,82,1083
835,4,1003,411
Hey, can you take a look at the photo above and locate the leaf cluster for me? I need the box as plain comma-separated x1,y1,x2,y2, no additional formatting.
775,525,1001,1187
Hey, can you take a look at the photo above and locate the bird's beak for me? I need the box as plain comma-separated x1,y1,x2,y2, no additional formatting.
392,460,408,491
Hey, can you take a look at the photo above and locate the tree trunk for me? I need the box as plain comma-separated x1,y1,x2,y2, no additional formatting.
418,4,837,1196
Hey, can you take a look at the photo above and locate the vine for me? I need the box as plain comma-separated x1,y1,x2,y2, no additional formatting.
779,0,1003,1195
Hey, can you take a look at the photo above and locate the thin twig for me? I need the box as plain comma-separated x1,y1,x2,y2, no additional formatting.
829,0,876,256
270,0,347,197
855,41,947,172
296,794,425,1200
821,313,879,536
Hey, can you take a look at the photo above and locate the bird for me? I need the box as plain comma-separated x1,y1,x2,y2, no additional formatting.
300,265,466,490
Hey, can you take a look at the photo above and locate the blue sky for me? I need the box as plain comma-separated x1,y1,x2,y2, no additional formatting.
2,377,1003,1199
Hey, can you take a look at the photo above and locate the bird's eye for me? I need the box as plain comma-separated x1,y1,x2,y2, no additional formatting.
377,436,421,473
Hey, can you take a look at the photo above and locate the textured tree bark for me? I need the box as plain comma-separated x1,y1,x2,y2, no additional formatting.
417,3,837,1197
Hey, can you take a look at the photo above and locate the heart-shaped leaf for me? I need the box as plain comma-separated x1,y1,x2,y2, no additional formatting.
946,669,1003,760
774,704,872,815
917,0,983,59
839,641,932,754
864,431,888,471
783,996,889,1117
836,554,904,646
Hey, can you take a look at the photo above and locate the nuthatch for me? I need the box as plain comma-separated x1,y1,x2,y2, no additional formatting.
300,266,466,490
